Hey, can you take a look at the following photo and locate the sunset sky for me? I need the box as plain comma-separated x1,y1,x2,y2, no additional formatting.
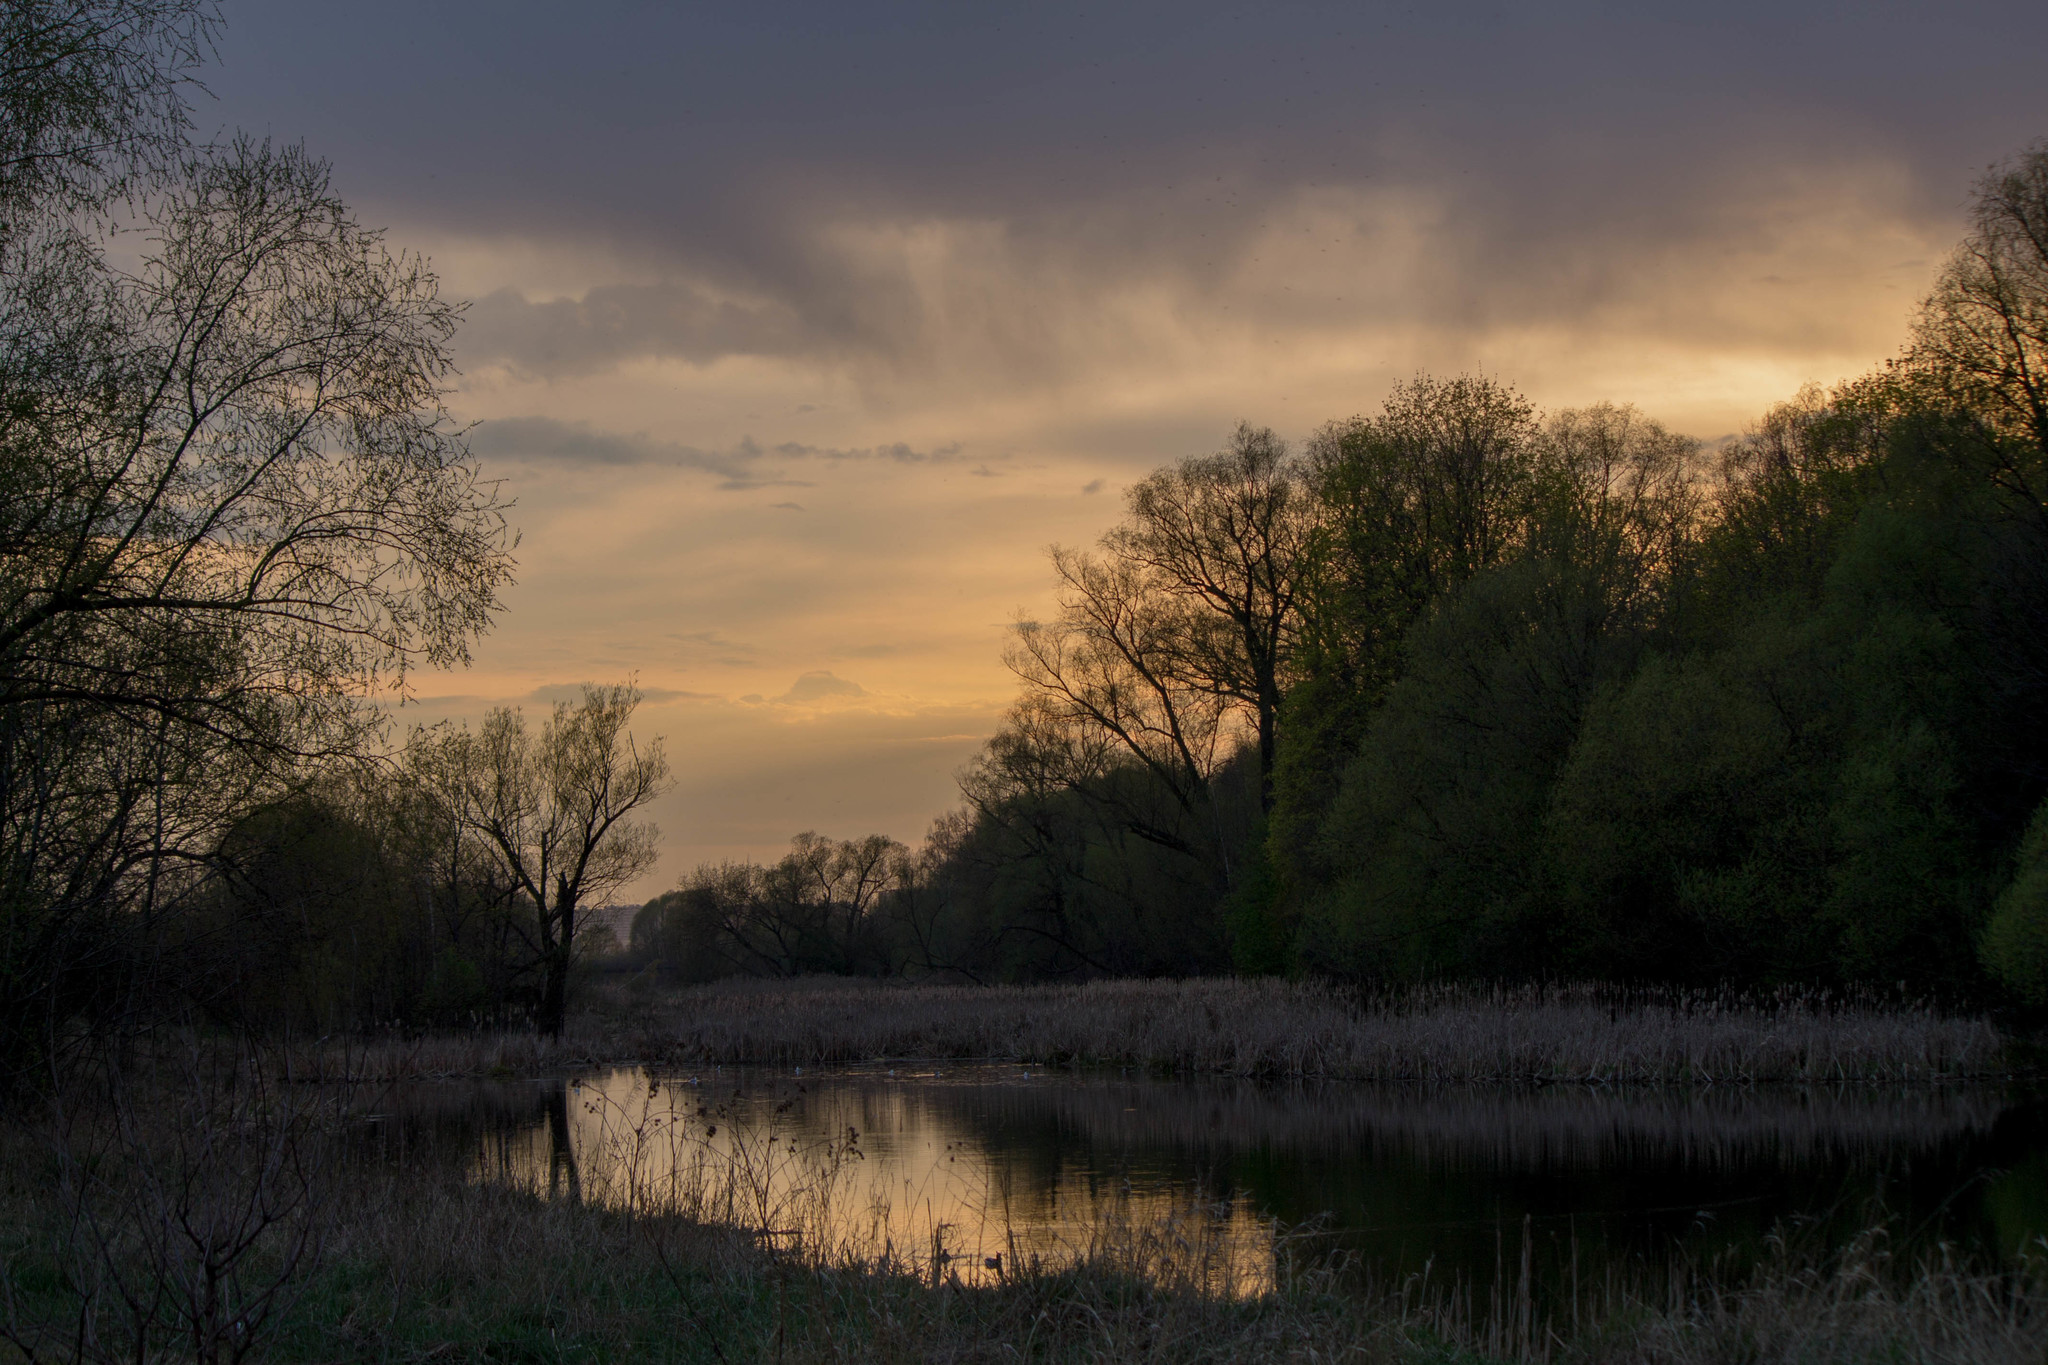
202,2,2048,896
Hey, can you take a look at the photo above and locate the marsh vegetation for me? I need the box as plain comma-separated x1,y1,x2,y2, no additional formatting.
7,1045,2048,1363
299,976,2009,1086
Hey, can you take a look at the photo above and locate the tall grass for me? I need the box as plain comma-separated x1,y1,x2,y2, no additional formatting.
310,977,2009,1083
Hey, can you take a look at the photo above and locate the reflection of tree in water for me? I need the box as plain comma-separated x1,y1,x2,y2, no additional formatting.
356,1078,587,1197
546,1082,583,1203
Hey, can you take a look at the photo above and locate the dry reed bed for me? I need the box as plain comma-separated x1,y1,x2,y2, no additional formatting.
298,977,2008,1084
623,977,2004,1084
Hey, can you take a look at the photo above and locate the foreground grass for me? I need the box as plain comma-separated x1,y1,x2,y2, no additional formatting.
312,977,2008,1084
8,1155,2047,1365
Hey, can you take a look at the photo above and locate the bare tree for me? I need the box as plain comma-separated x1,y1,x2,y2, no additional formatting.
0,2,217,196
988,423,1306,940
413,683,668,1037
1006,550,1230,834
1913,141,2048,524
1111,423,1311,810
650,832,911,979
1530,402,1702,627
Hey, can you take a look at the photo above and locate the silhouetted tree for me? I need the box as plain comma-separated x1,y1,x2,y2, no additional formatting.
412,684,667,1037
1913,140,2048,513
1111,423,1312,810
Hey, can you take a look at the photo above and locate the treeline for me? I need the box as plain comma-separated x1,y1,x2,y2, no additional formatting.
638,144,2048,1004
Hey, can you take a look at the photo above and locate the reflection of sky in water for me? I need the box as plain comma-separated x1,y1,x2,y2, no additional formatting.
422,1065,2048,1300
474,1066,1274,1293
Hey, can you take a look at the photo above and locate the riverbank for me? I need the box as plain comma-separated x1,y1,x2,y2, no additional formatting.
5,1143,2042,1364
300,977,2009,1084
6,1044,2045,1365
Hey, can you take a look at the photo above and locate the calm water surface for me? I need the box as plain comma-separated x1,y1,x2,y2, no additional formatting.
367,1064,2048,1297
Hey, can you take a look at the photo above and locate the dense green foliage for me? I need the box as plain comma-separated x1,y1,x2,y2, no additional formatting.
634,146,2048,1003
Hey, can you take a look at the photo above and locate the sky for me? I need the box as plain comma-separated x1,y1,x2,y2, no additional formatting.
200,1,2048,897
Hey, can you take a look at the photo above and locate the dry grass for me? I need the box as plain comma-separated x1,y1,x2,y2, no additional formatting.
289,1180,2048,1363
306,977,2009,1084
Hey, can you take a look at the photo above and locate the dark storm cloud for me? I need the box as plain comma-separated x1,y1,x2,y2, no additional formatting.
207,3,2048,331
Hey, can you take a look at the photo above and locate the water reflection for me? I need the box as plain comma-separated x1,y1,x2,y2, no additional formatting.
369,1064,2048,1299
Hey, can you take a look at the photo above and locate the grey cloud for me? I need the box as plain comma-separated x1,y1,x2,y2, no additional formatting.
769,439,966,465
770,501,805,511
665,630,760,668
522,683,710,705
470,416,963,487
777,671,867,705
1081,478,1106,495
470,415,758,481
400,683,713,709
462,283,807,377
666,629,756,652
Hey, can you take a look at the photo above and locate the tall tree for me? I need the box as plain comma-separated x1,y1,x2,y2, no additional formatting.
1006,552,1230,844
1913,140,2048,512
0,4,513,1080
1112,423,1311,811
0,1,215,221
1270,375,1539,888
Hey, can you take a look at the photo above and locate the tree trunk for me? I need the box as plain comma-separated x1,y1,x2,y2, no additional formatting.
537,875,578,1038
1257,685,1278,815
537,953,568,1039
